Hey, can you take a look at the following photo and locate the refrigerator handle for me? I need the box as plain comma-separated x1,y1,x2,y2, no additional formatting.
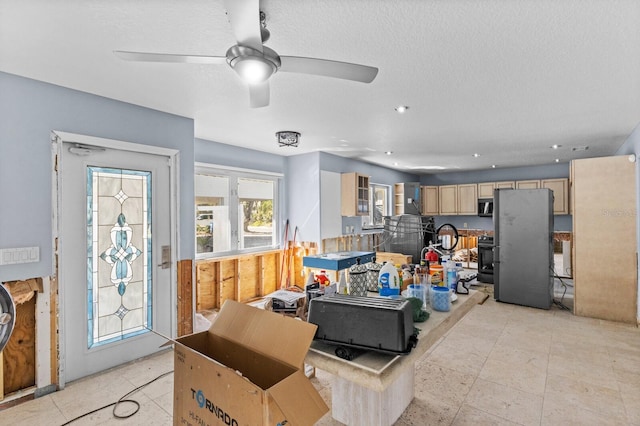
493,245,499,264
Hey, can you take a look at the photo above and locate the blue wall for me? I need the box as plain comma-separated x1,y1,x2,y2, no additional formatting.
194,138,286,174
0,72,195,282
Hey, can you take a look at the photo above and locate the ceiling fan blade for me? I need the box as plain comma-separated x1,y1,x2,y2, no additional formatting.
279,56,378,83
223,0,263,52
248,81,270,108
114,51,226,65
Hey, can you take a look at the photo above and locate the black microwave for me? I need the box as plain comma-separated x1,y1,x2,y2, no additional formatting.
478,198,493,217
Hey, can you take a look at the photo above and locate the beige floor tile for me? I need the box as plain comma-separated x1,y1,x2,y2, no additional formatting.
496,322,553,355
549,337,612,366
544,374,627,422
395,396,460,426
447,315,505,343
153,389,174,417
0,395,67,426
618,381,640,426
464,378,543,426
52,369,141,420
479,345,549,396
452,404,521,426
137,370,174,401
542,394,630,426
547,353,619,391
426,335,492,376
414,361,477,406
96,397,173,426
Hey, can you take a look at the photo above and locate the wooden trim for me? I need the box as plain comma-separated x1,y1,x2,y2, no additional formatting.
49,274,58,387
177,260,193,337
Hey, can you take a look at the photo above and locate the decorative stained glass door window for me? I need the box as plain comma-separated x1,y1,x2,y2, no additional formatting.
87,166,152,348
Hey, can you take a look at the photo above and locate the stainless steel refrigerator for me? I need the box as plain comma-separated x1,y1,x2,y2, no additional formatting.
493,188,554,309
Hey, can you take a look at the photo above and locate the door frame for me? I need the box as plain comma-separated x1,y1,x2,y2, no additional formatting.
51,130,180,388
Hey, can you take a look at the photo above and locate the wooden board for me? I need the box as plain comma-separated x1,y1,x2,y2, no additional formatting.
177,260,193,337
3,296,36,395
572,156,638,323
375,252,412,266
196,261,218,311
219,259,237,307
238,255,260,302
195,249,284,310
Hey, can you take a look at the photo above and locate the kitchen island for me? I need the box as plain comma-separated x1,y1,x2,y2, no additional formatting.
305,289,486,426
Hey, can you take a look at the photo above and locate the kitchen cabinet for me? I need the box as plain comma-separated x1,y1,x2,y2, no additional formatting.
421,186,439,215
572,156,637,323
457,184,478,215
438,185,457,215
341,172,369,216
541,178,569,214
478,182,495,198
515,180,540,189
495,181,515,189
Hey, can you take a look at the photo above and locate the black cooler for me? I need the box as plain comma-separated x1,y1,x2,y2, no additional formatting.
307,294,417,359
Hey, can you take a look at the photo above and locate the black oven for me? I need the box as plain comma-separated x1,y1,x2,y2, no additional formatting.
477,235,494,283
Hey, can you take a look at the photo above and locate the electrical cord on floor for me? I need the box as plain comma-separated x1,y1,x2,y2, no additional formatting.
60,370,173,425
550,265,571,311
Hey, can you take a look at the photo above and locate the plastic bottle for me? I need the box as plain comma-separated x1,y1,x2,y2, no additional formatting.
447,263,458,293
378,262,400,296
338,270,348,294
441,260,448,289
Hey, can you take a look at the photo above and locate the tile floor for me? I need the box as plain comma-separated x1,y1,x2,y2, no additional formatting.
2,292,639,426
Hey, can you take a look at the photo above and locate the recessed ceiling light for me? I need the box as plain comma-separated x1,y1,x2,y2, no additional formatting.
551,144,562,149
385,151,393,155
393,162,399,166
491,164,496,168
473,153,480,158
395,105,409,113
555,158,560,163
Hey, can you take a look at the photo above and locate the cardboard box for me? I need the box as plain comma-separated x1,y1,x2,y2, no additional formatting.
172,300,328,426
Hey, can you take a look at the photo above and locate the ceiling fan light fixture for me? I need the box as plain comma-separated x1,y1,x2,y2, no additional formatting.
233,56,275,83
226,45,281,84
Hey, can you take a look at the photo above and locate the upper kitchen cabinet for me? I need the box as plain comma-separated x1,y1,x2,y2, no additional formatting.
495,181,515,189
478,182,495,198
421,186,439,216
457,184,478,215
516,180,540,189
341,172,369,216
394,182,421,215
541,178,569,214
438,185,457,215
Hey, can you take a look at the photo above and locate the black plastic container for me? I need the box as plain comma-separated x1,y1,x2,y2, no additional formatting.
307,294,417,358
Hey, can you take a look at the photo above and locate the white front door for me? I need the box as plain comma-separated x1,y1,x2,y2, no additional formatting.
58,140,174,383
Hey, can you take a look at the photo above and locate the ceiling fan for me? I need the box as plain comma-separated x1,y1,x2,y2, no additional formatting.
114,0,378,108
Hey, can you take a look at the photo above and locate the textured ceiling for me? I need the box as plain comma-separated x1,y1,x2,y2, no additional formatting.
2,0,639,173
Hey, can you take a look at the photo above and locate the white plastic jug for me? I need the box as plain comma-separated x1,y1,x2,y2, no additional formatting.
378,262,400,296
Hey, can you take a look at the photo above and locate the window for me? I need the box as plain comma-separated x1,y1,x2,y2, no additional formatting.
369,183,391,227
195,165,281,257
